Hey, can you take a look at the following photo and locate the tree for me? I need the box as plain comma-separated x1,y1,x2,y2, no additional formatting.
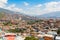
57,28,60,35
3,21,12,26
24,36,39,40
27,20,35,25
8,28,25,33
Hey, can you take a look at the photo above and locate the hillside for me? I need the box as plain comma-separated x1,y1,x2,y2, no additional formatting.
0,12,5,19
0,8,37,20
36,11,60,18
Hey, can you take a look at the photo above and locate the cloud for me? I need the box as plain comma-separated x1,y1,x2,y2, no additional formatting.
23,1,60,16
6,4,23,12
0,0,8,3
0,0,8,8
43,2,60,14
24,2,29,6
0,0,60,16
35,4,42,7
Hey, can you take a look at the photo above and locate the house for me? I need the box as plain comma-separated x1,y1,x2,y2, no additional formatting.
55,36,60,40
15,35,25,40
4,33,16,40
43,34,54,40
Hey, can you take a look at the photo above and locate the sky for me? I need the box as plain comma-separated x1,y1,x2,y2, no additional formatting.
0,0,60,16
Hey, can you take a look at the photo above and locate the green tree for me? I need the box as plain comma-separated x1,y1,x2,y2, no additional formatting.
3,21,12,26
8,28,25,33
24,36,39,40
57,28,60,35
27,20,35,25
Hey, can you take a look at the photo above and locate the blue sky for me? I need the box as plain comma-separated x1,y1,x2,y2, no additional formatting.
0,0,60,16
8,0,59,4
8,0,60,7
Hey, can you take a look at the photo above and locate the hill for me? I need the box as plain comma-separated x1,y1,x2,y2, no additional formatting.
36,11,60,18
0,8,37,20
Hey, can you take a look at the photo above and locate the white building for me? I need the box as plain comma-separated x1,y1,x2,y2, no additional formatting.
15,36,25,40
55,36,60,40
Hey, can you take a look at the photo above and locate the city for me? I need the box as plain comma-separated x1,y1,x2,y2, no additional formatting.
0,12,60,40
0,0,60,40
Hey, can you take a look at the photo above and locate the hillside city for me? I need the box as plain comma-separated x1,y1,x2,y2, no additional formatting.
0,12,60,40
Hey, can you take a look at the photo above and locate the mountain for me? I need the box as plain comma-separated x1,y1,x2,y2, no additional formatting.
36,11,60,18
0,8,37,20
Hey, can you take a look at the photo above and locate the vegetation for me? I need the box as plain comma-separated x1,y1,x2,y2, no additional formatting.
8,28,26,33
0,12,4,19
27,20,35,25
24,36,39,40
27,20,43,25
3,21,12,26
57,28,60,34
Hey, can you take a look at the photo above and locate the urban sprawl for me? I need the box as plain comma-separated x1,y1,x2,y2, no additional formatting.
0,13,60,40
